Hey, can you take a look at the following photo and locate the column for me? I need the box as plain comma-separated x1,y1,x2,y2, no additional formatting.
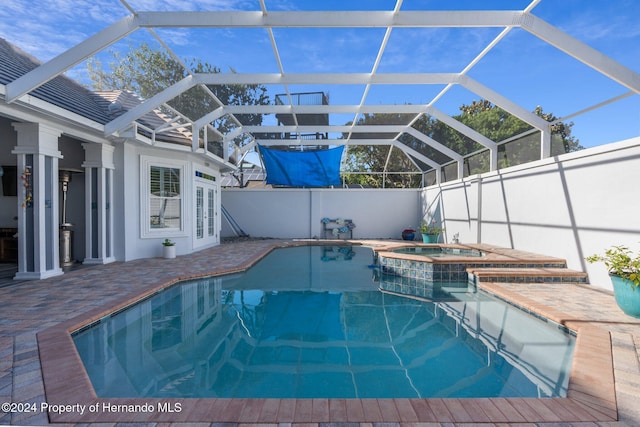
489,147,498,172
82,143,115,264
11,123,63,279
540,129,552,159
457,159,464,180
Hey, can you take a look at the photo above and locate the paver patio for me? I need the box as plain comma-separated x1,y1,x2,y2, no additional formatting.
1,239,639,426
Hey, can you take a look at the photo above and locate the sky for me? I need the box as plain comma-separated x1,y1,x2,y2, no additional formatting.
1,0,639,149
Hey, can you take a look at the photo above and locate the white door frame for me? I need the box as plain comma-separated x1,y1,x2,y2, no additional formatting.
193,175,219,249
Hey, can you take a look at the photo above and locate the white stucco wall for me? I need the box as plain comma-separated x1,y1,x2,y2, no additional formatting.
421,137,640,291
0,122,88,261
221,188,421,240
58,136,87,261
0,117,18,228
114,143,222,262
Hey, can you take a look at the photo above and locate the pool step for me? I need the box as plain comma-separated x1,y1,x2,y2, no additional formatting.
467,267,588,284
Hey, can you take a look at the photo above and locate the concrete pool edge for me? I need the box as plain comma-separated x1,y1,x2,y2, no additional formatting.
479,282,617,420
36,240,618,424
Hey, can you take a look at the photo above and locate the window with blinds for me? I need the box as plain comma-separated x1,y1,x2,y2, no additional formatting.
149,166,181,229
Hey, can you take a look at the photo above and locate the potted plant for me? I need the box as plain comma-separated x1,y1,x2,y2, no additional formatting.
401,228,416,241
162,238,176,259
586,245,640,318
420,219,444,243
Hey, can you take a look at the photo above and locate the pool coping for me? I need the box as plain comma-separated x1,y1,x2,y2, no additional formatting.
36,240,618,424
371,241,569,265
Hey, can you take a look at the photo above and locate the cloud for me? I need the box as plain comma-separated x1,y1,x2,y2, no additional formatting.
261,0,299,11
153,28,192,47
125,0,254,11
558,1,640,42
0,0,261,62
0,0,128,60
378,27,500,73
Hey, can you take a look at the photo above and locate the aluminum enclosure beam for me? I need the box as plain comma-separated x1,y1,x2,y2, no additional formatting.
254,139,394,146
136,10,524,29
244,124,413,134
221,104,429,115
392,141,441,170
460,76,550,131
104,76,196,135
425,107,497,150
522,14,640,94
404,128,462,162
193,106,226,128
193,72,460,86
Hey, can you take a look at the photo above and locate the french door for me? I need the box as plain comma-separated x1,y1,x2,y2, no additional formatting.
193,179,218,248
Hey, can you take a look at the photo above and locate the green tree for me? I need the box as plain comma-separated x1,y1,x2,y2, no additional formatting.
87,43,269,146
533,105,583,154
344,100,583,187
342,113,423,188
454,100,583,169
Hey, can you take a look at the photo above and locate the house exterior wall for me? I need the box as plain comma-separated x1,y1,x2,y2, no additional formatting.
58,135,86,261
115,143,222,262
1,115,224,268
0,117,18,228
221,188,420,240
422,136,640,291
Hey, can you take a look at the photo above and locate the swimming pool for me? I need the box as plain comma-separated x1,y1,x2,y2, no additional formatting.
73,245,575,399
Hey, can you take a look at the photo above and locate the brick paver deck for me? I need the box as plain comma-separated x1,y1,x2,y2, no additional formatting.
1,239,639,426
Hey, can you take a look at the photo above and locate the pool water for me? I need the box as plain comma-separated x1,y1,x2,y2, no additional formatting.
73,245,575,399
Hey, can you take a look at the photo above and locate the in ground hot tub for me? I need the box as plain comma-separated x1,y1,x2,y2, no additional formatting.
373,244,491,298
391,245,484,258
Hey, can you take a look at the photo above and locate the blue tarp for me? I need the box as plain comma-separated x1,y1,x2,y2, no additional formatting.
259,145,344,187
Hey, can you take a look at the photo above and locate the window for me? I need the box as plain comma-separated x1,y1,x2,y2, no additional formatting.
150,166,181,229
141,156,186,237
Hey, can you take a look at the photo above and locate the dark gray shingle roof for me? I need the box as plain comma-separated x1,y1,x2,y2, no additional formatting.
0,38,193,147
0,38,111,124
